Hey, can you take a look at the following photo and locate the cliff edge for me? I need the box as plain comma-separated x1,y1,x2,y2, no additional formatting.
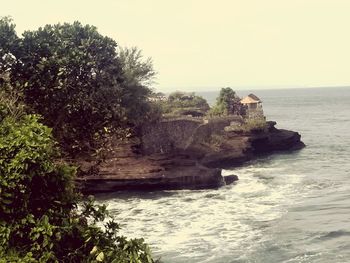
77,117,304,193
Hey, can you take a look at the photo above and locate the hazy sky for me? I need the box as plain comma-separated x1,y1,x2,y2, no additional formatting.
2,0,350,92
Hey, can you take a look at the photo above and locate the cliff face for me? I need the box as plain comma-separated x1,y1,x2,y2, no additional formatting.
141,117,204,155
140,117,304,168
141,116,242,155
77,117,305,193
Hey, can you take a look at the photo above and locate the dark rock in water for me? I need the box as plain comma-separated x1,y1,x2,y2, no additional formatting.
76,151,225,193
250,128,305,153
223,175,239,185
77,117,304,193
77,164,224,193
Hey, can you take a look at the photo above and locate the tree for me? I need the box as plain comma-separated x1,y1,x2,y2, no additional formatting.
14,22,125,155
2,20,156,156
210,87,245,116
0,86,156,262
161,91,210,116
117,46,156,87
168,91,188,102
116,46,160,125
0,17,158,261
0,17,20,81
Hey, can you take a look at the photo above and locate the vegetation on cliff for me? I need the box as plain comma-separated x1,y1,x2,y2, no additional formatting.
224,118,268,133
0,17,156,262
209,87,246,117
157,91,209,117
154,87,249,119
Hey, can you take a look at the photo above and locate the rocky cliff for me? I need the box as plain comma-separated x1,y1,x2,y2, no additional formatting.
77,117,304,193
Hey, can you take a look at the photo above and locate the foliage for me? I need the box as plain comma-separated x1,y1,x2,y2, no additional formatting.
160,91,210,116
0,17,159,261
0,112,76,262
224,118,267,133
12,21,125,155
118,46,156,87
243,119,267,132
0,83,25,122
207,102,226,117
209,87,245,116
152,92,165,97
207,133,227,150
0,100,156,262
117,46,160,126
0,17,19,74
0,17,158,263
1,18,157,156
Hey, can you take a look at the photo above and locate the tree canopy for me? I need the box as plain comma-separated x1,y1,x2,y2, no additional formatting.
1,19,157,156
117,46,156,87
210,87,245,116
0,18,160,263
160,91,210,117
0,18,158,262
0,17,19,75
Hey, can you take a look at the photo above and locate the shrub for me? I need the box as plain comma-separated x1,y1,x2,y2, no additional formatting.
208,87,246,117
0,109,155,262
0,83,25,121
224,118,267,133
244,119,267,132
158,92,209,116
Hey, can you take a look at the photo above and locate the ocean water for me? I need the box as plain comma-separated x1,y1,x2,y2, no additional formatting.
96,87,350,263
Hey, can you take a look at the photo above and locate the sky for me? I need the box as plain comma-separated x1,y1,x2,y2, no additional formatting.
1,0,350,92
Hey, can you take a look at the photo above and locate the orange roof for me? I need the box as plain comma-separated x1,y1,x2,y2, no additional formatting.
241,95,261,104
247,94,261,101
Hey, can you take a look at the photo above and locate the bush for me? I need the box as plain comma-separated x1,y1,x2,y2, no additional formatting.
224,118,267,133
158,92,209,116
208,87,246,117
0,82,25,121
244,119,267,132
0,107,155,262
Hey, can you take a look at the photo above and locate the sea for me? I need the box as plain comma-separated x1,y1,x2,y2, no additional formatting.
96,87,350,263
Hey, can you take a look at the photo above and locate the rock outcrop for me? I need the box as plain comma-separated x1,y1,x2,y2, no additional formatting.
77,153,225,193
77,117,304,193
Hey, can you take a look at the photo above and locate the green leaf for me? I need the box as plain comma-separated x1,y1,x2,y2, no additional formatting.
96,251,104,262
90,246,98,255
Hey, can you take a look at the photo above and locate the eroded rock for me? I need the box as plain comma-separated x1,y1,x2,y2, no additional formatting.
77,117,304,193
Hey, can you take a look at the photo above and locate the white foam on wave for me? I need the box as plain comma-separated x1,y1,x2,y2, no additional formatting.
96,162,313,263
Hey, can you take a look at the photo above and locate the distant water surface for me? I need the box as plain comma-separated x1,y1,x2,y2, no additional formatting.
97,87,350,263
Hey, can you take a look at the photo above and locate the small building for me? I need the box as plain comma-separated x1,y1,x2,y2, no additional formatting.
240,93,265,119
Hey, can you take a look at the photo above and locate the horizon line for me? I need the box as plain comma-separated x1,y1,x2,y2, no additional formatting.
155,85,350,93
